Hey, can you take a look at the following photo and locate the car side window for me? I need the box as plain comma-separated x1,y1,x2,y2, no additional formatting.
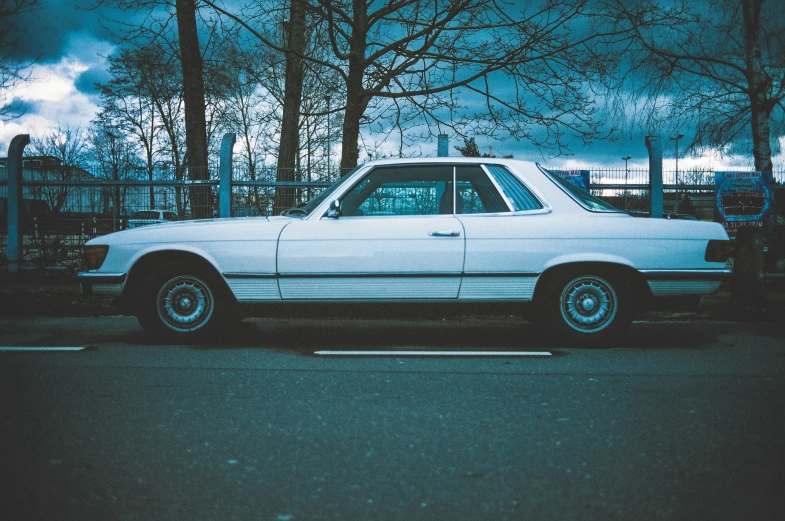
340,166,454,217
485,164,543,211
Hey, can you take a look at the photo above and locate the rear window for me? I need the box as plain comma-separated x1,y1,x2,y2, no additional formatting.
541,167,620,212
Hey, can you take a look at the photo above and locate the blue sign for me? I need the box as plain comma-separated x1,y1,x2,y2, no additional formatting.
553,170,591,192
714,170,774,237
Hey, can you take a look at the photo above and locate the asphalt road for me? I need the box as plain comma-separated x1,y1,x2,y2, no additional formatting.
1,316,783,521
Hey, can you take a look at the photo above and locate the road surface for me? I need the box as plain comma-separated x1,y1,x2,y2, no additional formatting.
1,316,783,521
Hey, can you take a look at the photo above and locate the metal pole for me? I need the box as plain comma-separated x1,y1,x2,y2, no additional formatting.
219,133,236,218
646,136,663,218
622,155,631,211
7,134,30,273
325,95,331,179
670,133,684,213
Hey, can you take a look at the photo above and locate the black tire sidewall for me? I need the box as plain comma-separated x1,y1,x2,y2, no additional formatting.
136,262,223,340
539,268,632,347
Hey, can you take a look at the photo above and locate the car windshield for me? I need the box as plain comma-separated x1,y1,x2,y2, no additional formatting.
539,166,620,212
131,211,161,219
282,166,362,217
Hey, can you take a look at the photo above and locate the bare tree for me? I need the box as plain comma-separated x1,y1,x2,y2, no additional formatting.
97,48,162,209
0,0,39,119
87,119,141,224
206,0,632,173
613,0,785,305
206,2,344,212
175,0,212,217
28,124,88,213
212,35,280,213
96,0,220,216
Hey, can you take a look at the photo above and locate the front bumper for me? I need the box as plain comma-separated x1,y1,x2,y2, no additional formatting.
78,272,127,296
640,269,732,297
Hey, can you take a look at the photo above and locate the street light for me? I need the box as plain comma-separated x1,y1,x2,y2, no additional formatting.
622,155,632,211
324,95,331,179
670,133,684,213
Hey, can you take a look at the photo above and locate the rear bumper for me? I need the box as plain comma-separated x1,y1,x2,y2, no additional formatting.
78,272,127,296
640,269,731,297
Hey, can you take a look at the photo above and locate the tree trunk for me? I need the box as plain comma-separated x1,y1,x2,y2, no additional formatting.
175,0,212,218
339,0,368,174
147,148,155,209
148,107,156,209
274,0,307,214
734,0,770,306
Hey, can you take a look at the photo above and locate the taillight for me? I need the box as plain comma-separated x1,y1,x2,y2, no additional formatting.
705,240,734,262
85,245,109,270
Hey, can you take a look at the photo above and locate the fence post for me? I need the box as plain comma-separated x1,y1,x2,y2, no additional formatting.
219,133,236,218
646,135,663,218
7,134,30,273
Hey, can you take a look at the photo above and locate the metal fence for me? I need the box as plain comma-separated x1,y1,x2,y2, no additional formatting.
1,162,783,269
586,168,784,221
0,162,332,269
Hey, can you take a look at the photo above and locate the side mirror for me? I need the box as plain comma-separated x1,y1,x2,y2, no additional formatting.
327,199,342,218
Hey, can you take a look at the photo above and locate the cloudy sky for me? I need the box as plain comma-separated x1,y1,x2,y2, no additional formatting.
1,0,783,172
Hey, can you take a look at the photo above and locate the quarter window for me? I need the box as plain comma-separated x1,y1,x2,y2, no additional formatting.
485,164,543,211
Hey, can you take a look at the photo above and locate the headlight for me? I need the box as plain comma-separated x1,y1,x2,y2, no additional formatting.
704,240,734,262
85,245,110,270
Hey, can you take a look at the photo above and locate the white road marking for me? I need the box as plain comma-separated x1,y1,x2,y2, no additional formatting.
315,350,551,357
0,346,87,352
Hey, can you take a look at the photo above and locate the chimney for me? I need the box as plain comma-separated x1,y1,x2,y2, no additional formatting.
437,134,449,157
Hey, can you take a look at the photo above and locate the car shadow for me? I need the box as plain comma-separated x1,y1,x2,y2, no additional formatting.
168,317,722,354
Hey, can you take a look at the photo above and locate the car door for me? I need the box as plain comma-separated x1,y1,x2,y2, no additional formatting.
277,165,465,300
455,164,549,301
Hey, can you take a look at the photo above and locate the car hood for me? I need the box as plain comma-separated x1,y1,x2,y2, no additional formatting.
88,216,296,245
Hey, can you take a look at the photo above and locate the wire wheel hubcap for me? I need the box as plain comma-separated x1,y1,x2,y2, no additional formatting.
560,276,618,333
157,275,214,332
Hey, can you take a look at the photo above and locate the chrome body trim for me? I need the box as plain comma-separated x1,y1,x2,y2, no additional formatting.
479,164,515,212
639,269,732,281
77,272,127,282
647,280,723,296
78,272,126,295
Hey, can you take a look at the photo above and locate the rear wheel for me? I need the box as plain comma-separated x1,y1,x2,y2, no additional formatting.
538,268,632,346
136,262,227,340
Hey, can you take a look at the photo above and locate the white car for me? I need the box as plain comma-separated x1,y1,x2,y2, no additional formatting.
79,159,732,345
127,210,180,228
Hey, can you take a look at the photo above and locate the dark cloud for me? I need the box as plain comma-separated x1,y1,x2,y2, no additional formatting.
74,65,112,95
0,99,41,118
12,1,116,63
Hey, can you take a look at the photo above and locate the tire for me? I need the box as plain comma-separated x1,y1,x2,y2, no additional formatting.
538,268,632,347
136,261,228,340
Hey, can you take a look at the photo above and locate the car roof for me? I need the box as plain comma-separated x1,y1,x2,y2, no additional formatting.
360,157,534,168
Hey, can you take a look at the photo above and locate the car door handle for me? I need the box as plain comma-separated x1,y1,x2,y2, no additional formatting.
429,231,461,237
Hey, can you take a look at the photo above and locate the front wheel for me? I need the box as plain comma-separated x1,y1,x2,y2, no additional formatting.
136,263,225,340
538,269,632,346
